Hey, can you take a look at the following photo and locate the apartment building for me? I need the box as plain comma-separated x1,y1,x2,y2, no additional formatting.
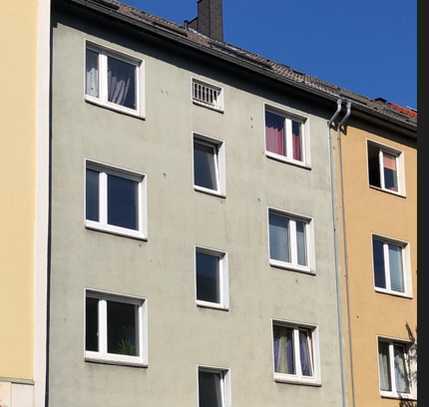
48,0,348,406
334,100,417,406
0,1,50,407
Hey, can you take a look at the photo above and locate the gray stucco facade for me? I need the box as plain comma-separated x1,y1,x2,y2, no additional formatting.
49,5,344,406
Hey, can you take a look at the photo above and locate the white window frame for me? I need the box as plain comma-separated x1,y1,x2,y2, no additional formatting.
84,159,148,240
84,289,148,367
191,77,224,112
377,337,417,400
371,234,412,298
264,104,310,168
267,208,314,274
271,319,321,386
84,41,144,118
192,133,226,198
197,366,231,407
367,140,406,196
194,246,229,311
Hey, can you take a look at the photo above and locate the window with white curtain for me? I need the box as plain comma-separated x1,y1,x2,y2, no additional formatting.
272,321,320,385
268,209,312,272
85,43,142,116
378,339,416,399
372,235,409,296
198,367,230,407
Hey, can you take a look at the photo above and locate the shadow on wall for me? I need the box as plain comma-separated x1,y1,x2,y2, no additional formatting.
399,322,417,407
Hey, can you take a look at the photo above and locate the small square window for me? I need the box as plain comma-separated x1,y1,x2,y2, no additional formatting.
85,161,147,239
378,339,416,399
85,290,147,366
265,108,306,164
372,236,410,296
268,209,312,272
272,321,320,385
193,135,225,196
85,43,142,116
195,248,229,309
368,141,404,194
192,79,224,111
198,367,230,407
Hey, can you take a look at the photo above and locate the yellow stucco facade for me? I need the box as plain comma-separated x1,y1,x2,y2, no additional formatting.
337,122,417,407
0,1,38,382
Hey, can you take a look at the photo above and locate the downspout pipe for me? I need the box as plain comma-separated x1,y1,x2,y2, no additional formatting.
327,98,348,407
339,101,352,133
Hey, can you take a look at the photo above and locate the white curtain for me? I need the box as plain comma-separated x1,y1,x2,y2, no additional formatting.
108,56,134,108
378,342,391,391
394,345,410,393
86,49,99,97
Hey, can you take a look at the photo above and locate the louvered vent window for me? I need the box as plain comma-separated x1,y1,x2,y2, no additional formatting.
192,79,223,111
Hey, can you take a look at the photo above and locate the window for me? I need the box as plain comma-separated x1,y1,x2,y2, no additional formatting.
268,209,312,272
368,141,404,194
198,367,230,407
192,79,224,111
265,108,306,164
372,236,409,296
378,339,416,399
85,161,147,239
193,135,225,196
272,321,320,385
85,290,147,366
195,247,229,310
85,43,142,116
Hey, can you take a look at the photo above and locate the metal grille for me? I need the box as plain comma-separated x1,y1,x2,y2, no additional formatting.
192,79,223,110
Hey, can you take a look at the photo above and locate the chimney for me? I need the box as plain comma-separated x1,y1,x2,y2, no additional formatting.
187,0,224,42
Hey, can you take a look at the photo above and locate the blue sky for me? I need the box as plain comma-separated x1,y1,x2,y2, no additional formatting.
123,0,416,108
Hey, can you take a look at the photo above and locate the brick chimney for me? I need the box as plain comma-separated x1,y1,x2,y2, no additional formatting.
187,0,224,42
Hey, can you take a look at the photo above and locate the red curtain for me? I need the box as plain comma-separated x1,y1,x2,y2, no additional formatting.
292,120,302,161
266,111,285,155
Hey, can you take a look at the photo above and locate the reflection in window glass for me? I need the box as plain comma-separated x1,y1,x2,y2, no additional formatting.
198,370,224,407
85,297,99,352
194,140,218,190
86,48,99,97
107,301,137,356
196,251,221,304
86,169,100,222
269,212,290,263
107,56,136,109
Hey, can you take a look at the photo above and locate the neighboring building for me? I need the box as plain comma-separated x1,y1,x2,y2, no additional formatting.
334,100,417,406
0,1,50,407
48,0,348,406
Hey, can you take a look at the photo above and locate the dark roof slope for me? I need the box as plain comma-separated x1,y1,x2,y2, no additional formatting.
63,0,417,130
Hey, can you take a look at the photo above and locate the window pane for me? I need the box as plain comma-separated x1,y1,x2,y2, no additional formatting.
86,169,99,222
198,371,223,407
273,325,295,374
394,344,410,393
296,220,307,266
372,238,386,289
107,56,136,109
368,143,381,187
292,120,303,161
389,244,405,292
196,251,221,304
383,153,398,191
85,297,99,352
107,174,138,230
86,49,99,97
378,342,392,391
107,301,138,356
194,140,218,190
269,212,290,263
299,329,313,376
265,111,286,156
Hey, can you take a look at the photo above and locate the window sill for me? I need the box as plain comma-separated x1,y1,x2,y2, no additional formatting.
274,373,321,387
85,220,147,241
196,300,229,311
85,96,145,120
192,99,224,113
375,287,413,299
369,185,406,198
194,185,226,199
85,353,148,368
269,259,315,275
265,151,311,170
380,391,416,401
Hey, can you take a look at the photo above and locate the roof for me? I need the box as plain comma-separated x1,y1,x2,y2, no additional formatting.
61,0,417,131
